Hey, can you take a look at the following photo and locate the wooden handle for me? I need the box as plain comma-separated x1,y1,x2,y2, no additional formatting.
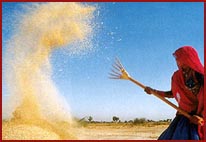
128,77,192,119
150,90,191,119
129,77,146,89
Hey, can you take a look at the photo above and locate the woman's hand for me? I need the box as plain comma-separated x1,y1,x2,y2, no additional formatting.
189,115,204,126
144,87,154,95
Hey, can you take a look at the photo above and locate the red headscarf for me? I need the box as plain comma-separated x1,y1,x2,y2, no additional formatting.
173,46,204,75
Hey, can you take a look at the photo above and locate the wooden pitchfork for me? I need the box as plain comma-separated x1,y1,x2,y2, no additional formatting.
109,57,204,126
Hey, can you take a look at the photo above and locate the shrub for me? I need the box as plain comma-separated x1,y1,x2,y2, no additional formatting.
133,117,147,124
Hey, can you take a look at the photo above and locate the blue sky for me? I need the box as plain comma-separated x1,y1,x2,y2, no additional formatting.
2,2,204,121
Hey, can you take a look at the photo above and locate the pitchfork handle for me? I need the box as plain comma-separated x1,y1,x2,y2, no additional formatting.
128,77,192,120
129,77,146,89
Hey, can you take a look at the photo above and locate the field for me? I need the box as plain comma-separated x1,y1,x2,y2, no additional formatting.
75,122,169,140
3,120,170,140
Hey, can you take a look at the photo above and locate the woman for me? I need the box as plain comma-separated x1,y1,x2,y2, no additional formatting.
145,46,204,140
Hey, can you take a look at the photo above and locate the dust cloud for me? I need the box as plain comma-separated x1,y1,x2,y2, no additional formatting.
3,2,96,140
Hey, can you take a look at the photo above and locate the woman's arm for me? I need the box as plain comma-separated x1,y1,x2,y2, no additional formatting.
144,87,173,98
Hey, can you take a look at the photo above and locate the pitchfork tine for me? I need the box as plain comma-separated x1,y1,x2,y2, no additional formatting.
108,76,120,79
114,60,122,70
115,57,124,69
112,64,121,71
111,69,121,76
108,73,120,78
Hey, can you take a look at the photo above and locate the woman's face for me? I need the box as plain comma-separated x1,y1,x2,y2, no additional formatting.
176,60,182,69
176,60,190,72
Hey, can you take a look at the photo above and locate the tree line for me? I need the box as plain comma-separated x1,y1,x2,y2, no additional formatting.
79,116,172,123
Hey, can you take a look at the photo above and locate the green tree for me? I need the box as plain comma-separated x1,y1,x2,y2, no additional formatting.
112,116,119,122
88,116,93,122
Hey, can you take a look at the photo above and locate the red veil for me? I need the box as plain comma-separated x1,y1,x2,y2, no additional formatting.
173,46,204,75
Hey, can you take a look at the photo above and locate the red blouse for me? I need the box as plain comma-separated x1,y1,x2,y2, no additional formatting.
171,70,203,115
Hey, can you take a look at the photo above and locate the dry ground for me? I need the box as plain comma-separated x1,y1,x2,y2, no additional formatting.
78,123,168,140
76,122,169,140
3,120,169,140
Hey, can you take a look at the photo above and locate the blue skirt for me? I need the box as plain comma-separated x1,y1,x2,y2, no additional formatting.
158,115,199,140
